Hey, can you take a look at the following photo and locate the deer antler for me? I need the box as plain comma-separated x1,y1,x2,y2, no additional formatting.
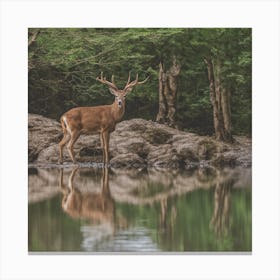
96,72,118,90
123,73,149,92
125,71,131,88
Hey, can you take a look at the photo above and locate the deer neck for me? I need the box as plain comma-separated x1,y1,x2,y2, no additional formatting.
111,100,125,122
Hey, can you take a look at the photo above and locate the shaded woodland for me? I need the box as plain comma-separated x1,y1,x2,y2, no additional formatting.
28,28,251,139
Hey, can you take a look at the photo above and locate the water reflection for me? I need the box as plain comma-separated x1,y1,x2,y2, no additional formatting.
58,167,159,252
60,167,115,225
59,167,131,251
28,166,251,252
210,175,234,237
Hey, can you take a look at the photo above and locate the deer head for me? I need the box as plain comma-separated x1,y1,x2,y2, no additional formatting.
96,72,149,108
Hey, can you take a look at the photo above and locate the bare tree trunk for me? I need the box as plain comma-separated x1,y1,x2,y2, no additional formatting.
166,57,180,127
204,57,233,142
156,62,167,123
204,58,224,141
221,88,233,142
156,56,180,127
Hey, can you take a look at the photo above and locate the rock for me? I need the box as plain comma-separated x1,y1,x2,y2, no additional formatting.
110,136,150,158
212,153,236,167
197,139,218,160
143,127,173,145
28,114,62,161
110,153,146,169
147,144,184,168
172,135,199,162
28,114,252,168
37,145,59,163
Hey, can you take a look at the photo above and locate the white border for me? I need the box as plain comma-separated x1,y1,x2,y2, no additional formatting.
1,0,279,279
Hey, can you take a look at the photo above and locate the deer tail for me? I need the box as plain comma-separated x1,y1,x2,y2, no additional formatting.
60,116,67,135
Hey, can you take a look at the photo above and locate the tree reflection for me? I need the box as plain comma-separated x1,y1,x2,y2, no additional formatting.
209,172,235,237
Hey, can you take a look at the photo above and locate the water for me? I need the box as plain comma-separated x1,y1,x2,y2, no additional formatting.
28,166,251,253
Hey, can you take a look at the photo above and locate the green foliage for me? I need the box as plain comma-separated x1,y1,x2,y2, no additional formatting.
28,28,251,135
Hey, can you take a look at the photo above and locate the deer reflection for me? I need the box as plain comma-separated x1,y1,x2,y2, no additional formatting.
210,174,235,237
59,167,115,226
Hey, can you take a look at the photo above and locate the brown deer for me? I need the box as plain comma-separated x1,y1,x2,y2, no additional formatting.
59,72,149,164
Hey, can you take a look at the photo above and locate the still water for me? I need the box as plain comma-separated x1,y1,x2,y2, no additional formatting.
28,166,251,253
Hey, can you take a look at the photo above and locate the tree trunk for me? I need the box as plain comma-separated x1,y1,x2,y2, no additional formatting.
204,57,233,142
221,88,233,142
156,56,180,127
156,62,167,123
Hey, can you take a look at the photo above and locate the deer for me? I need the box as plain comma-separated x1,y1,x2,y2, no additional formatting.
58,72,149,165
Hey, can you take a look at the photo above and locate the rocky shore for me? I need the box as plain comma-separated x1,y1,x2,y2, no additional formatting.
28,114,251,169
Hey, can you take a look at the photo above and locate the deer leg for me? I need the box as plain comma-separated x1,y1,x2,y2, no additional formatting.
100,133,105,163
59,131,70,164
105,131,110,164
67,131,80,164
101,132,106,165
103,131,110,165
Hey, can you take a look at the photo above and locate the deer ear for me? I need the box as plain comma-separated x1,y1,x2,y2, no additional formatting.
124,87,133,96
109,88,118,96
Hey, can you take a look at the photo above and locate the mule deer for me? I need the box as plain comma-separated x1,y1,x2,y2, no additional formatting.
59,72,149,164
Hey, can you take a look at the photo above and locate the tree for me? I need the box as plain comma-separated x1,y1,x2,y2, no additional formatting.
189,28,251,141
204,57,232,142
156,56,181,127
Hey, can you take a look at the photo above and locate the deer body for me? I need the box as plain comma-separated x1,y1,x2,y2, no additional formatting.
62,103,125,134
59,73,148,164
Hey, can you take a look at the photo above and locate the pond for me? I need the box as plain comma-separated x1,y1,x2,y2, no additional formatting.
28,166,251,253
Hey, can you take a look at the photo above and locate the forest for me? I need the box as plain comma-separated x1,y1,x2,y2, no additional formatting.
28,28,252,139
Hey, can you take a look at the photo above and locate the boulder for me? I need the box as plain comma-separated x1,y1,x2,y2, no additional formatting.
28,114,62,161
147,144,184,168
